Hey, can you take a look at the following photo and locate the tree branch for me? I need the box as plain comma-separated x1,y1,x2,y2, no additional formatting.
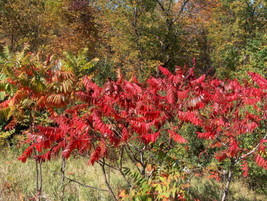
63,175,109,192
100,158,118,201
236,132,267,162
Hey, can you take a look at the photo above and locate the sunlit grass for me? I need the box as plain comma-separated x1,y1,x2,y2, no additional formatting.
189,177,267,201
1,148,266,201
0,148,126,201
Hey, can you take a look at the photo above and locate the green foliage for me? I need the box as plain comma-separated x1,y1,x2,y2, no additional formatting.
234,33,267,79
122,165,188,201
0,0,53,51
0,129,15,146
62,48,99,78
209,0,266,78
95,0,192,79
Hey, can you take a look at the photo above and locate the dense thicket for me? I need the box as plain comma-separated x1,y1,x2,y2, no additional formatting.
0,0,266,200
1,0,266,79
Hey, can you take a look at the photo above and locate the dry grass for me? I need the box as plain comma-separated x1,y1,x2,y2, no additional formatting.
1,148,266,201
0,148,126,201
189,177,267,201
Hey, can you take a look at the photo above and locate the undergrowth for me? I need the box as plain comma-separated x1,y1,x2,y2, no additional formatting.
0,148,266,201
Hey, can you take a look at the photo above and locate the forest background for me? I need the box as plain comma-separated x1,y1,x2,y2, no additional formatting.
0,0,266,200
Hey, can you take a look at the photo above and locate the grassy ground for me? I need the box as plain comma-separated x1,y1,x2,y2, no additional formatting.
0,148,266,201
189,177,267,201
0,148,126,201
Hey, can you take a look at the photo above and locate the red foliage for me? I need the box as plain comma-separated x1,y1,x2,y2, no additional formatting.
17,66,267,176
168,130,188,143
241,161,249,177
255,155,267,170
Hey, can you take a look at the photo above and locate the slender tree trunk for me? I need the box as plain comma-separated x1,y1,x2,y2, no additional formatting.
35,160,42,201
100,159,118,201
61,158,66,201
30,109,42,201
221,159,235,201
39,161,43,200
35,160,40,200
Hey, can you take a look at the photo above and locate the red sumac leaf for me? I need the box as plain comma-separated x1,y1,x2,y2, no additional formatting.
34,143,43,153
62,142,75,159
166,87,177,104
215,153,227,162
240,122,258,134
241,161,249,177
82,76,101,93
177,90,189,100
89,142,106,165
228,140,240,157
18,146,33,163
248,72,267,88
4,119,17,130
141,132,160,144
178,111,202,126
144,111,161,121
89,147,101,165
76,91,97,104
0,99,11,109
159,66,173,77
147,77,162,88
196,132,215,140
255,154,267,170
168,130,187,143
121,127,129,142
191,74,206,85
243,97,261,105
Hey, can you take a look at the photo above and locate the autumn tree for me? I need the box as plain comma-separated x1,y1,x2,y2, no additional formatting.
207,0,267,78
0,0,99,57
51,0,99,55
94,0,194,80
0,0,53,51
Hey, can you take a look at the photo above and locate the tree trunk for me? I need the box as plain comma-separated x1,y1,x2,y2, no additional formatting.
221,159,235,201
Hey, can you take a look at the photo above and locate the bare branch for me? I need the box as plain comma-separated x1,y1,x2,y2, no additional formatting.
63,175,109,192
236,132,267,162
100,158,118,201
97,159,120,171
156,0,166,12
178,0,190,16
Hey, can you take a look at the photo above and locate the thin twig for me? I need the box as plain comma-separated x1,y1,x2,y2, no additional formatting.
216,136,229,148
97,160,120,171
63,175,109,192
125,145,143,173
118,147,132,187
177,0,190,17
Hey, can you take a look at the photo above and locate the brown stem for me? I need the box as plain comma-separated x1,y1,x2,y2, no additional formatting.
61,158,66,201
124,146,143,174
100,158,118,201
140,151,146,176
236,132,267,162
63,175,109,192
35,160,40,200
35,160,42,201
39,161,42,200
119,147,132,188
30,108,43,201
221,159,235,201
